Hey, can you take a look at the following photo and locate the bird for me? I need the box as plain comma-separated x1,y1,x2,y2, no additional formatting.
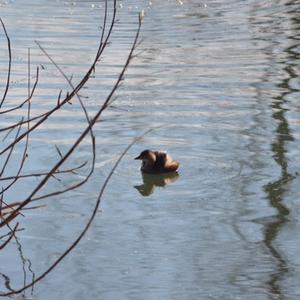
134,149,179,174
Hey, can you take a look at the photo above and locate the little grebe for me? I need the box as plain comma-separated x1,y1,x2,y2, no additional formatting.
135,149,179,174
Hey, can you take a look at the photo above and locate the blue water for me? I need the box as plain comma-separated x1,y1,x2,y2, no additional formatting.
0,0,300,299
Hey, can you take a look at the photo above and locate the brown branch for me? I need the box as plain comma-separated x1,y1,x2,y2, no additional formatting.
0,200,39,217
0,227,23,240
0,124,152,296
0,201,24,218
0,161,87,181
0,112,45,134
0,223,18,250
0,4,146,297
0,120,23,177
0,67,39,116
0,9,143,295
0,0,119,226
0,81,33,195
0,0,116,155
34,40,97,191
0,18,12,108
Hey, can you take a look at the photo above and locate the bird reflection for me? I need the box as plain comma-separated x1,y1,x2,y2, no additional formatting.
134,172,179,196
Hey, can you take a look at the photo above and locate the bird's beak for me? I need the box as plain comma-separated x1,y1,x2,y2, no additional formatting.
134,155,141,160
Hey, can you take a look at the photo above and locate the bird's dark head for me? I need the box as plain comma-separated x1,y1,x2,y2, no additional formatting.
134,150,155,161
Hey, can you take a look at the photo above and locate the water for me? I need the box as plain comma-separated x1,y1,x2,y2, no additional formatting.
0,0,300,299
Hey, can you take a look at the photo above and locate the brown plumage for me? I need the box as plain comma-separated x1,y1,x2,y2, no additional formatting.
134,150,179,174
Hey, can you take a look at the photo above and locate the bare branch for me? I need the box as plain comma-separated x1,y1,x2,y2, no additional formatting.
0,18,12,108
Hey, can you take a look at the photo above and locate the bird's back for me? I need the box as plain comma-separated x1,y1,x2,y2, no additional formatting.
153,151,179,173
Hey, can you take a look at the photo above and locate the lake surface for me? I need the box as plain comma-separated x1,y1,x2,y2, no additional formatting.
0,0,300,299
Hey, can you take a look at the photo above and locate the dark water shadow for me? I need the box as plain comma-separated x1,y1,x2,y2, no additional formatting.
0,231,35,297
251,2,299,298
263,90,294,298
134,172,179,197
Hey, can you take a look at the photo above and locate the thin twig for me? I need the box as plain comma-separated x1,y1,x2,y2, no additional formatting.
0,125,153,296
0,120,23,177
0,10,143,295
0,67,39,116
0,18,12,108
0,223,18,250
0,0,116,155
0,161,87,181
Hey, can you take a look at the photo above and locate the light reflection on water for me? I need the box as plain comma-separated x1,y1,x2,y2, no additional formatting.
0,0,300,299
